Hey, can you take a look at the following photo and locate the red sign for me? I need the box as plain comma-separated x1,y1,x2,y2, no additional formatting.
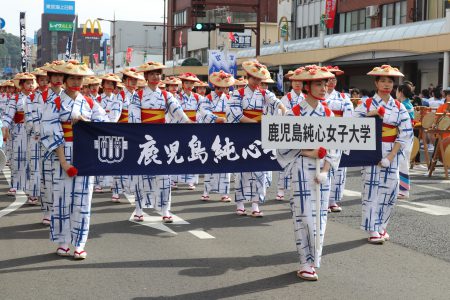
126,47,133,63
325,0,337,29
227,16,236,42
178,31,183,49
93,53,99,66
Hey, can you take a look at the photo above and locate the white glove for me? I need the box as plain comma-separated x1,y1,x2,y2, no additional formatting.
380,157,390,168
316,172,328,184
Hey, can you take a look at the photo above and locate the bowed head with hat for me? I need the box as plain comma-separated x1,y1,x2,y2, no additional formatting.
209,71,235,88
289,65,335,82
178,72,200,82
242,60,269,80
367,65,404,77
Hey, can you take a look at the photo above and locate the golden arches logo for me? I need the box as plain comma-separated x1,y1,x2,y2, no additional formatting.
82,19,103,37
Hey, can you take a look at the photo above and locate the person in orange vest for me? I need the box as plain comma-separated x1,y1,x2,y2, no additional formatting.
276,65,341,281
354,65,413,244
201,70,235,202
2,72,36,197
227,60,286,217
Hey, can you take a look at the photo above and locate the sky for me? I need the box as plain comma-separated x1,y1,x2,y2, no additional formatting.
0,0,165,38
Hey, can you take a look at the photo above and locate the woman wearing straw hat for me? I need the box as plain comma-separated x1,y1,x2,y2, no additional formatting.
128,61,191,223
1,80,17,167
110,67,145,203
2,72,36,198
324,66,354,213
40,60,103,259
194,80,209,97
354,65,413,244
162,76,181,95
201,70,235,202
228,60,286,217
25,67,49,205
277,65,341,281
275,70,306,201
36,61,65,225
172,72,221,190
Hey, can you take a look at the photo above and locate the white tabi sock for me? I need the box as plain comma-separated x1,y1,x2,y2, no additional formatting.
162,207,170,217
251,202,260,212
236,202,245,211
135,207,143,216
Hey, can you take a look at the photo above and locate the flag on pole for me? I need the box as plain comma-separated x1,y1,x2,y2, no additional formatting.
125,47,133,64
93,53,99,66
65,15,77,61
178,31,183,48
227,16,236,42
277,65,284,93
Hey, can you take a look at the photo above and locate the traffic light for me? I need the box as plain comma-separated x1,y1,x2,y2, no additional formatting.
219,23,245,33
192,23,216,32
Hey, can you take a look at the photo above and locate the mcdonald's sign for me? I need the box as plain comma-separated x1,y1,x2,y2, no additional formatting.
82,19,102,39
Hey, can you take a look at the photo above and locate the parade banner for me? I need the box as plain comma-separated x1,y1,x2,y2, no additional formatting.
19,12,27,72
73,123,282,176
262,116,383,167
208,50,237,81
325,0,337,29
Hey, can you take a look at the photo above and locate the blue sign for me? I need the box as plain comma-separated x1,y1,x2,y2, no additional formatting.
0,18,5,30
43,0,75,15
208,50,237,89
72,121,382,176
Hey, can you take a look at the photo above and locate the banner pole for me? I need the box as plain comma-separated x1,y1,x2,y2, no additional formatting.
315,158,321,268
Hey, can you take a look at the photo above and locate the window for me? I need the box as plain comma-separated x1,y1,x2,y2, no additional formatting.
173,10,186,27
382,1,407,27
340,8,366,33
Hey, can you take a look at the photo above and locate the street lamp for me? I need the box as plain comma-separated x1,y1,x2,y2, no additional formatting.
98,16,116,72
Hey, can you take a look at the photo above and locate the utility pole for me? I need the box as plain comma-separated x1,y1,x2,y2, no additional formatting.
163,0,166,64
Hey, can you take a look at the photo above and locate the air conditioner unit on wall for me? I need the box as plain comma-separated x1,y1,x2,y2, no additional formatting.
366,5,379,17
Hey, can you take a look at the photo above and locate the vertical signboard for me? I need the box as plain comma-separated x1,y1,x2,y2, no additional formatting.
19,12,27,72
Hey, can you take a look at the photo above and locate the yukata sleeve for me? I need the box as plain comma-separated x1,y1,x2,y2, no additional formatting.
40,101,64,158
25,97,35,134
395,103,414,151
197,96,217,124
91,102,108,122
343,97,354,117
128,93,141,123
353,100,368,118
167,93,189,123
2,98,16,129
264,91,283,116
32,95,43,136
226,91,243,123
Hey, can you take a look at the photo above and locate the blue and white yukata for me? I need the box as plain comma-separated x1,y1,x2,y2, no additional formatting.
277,100,341,268
202,91,231,198
36,88,62,220
2,92,30,192
0,92,10,153
128,87,190,216
227,86,283,204
354,94,413,234
173,91,214,187
41,91,106,249
25,91,43,200
325,90,354,208
112,88,134,198
3,94,15,165
277,90,305,197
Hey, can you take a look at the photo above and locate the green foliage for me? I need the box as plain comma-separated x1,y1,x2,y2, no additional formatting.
0,31,22,71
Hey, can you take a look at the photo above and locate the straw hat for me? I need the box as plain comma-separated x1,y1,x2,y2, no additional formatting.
13,72,36,88
209,71,235,88
178,72,200,82
85,76,102,85
32,68,47,77
284,70,295,79
367,65,404,77
121,67,145,80
52,60,94,76
261,71,274,84
116,81,125,89
193,80,208,87
242,60,270,80
326,65,344,76
41,60,66,73
100,73,121,82
289,65,335,81
162,76,181,85
158,82,166,88
137,61,166,73
234,77,248,86
2,80,15,87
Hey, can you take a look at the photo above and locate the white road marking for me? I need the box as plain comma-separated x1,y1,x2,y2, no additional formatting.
188,230,215,239
0,167,27,219
413,183,450,192
123,193,135,205
344,189,450,216
129,211,177,235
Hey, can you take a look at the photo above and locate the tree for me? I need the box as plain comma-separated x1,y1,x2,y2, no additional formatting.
0,31,22,74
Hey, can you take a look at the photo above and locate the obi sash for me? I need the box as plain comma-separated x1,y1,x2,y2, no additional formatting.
62,121,73,142
13,111,25,123
184,110,196,122
141,108,165,124
382,123,398,143
118,109,129,123
243,109,262,122
213,111,226,118
332,110,344,117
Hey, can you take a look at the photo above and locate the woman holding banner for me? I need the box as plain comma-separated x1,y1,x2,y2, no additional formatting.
354,65,413,244
40,60,105,259
227,60,286,217
276,65,341,281
201,70,235,202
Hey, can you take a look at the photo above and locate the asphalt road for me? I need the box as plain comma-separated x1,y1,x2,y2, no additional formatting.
0,165,449,300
